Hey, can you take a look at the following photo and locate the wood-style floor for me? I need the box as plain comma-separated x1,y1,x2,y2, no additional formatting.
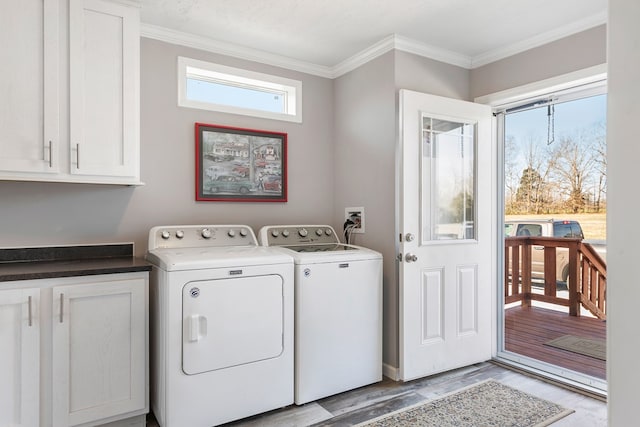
505,305,606,380
146,361,606,426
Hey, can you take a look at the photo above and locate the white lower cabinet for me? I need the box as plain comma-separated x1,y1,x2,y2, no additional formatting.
0,288,40,427
0,272,148,427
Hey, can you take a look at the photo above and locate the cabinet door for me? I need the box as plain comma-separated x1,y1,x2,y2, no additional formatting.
69,0,140,181
0,288,40,427
0,0,59,174
52,277,146,427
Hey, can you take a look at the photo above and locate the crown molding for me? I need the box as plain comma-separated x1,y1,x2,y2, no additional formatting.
394,35,473,69
331,35,397,78
141,12,607,79
331,35,473,78
140,24,334,78
471,11,607,68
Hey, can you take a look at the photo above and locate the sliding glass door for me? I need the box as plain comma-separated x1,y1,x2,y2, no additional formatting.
497,88,607,392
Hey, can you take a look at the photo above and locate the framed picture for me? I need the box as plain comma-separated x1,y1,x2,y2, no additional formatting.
195,123,287,202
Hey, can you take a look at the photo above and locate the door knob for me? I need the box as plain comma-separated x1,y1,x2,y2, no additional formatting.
405,253,418,262
405,233,415,242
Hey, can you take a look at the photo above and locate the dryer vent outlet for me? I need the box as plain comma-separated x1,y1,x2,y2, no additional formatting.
344,207,364,234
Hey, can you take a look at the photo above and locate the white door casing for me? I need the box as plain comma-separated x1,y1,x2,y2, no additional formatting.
399,89,495,381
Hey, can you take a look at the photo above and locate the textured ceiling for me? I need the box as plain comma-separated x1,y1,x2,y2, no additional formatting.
140,0,607,69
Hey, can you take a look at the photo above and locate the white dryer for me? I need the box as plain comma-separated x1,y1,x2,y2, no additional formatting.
146,225,294,427
259,225,382,404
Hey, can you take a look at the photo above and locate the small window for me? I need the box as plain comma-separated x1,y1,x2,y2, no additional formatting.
178,57,302,123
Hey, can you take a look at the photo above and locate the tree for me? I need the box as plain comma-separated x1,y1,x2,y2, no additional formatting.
511,135,553,214
515,167,544,212
548,133,597,213
592,121,607,212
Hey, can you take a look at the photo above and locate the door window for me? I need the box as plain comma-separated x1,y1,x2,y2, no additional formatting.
421,116,477,242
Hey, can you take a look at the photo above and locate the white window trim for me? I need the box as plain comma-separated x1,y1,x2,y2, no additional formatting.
474,63,607,108
177,56,302,123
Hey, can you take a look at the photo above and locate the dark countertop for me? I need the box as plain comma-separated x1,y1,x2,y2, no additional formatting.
0,243,152,282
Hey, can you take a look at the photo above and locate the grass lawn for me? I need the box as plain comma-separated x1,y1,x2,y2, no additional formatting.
505,212,606,240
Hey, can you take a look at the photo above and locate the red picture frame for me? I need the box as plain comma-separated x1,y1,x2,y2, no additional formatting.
195,123,287,202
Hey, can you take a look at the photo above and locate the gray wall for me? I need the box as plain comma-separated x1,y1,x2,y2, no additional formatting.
0,38,335,256
333,51,471,369
606,0,636,424
333,52,397,366
470,25,607,99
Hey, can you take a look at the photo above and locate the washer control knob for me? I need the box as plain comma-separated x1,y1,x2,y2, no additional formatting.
298,228,308,237
239,229,248,237
161,230,171,240
201,228,212,239
316,229,324,236
271,229,280,237
325,229,333,236
227,229,236,238
175,230,185,239
282,230,290,237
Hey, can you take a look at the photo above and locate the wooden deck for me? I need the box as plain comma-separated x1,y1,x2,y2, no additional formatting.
504,305,606,380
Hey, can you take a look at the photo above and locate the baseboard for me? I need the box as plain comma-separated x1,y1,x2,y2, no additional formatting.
383,363,399,381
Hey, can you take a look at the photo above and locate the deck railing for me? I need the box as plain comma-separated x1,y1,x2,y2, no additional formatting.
505,236,607,320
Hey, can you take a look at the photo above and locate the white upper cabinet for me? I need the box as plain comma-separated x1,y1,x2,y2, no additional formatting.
0,0,141,185
0,0,59,174
70,0,140,181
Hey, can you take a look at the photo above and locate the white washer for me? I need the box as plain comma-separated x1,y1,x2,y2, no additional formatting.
259,225,382,404
146,225,294,427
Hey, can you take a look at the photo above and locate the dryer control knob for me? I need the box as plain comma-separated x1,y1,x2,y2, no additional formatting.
161,230,170,240
239,229,248,237
325,229,333,236
282,230,290,237
175,230,185,239
201,228,212,239
316,229,323,236
271,230,280,237
299,228,308,237
227,229,236,238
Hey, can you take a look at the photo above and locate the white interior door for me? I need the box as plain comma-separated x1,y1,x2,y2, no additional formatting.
399,89,495,381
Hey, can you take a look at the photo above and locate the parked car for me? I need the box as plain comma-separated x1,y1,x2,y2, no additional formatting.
232,165,250,177
261,175,282,192
208,175,255,194
505,219,584,285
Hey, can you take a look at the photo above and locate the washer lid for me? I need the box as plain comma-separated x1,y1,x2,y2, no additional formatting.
282,244,360,253
146,246,293,271
274,244,382,263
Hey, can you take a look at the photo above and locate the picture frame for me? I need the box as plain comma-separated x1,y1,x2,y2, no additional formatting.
195,123,287,202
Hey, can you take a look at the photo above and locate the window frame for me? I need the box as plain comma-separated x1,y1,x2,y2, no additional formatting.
178,57,302,123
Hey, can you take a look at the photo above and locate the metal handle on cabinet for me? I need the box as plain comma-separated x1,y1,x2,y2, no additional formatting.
76,144,80,169
59,293,64,323
48,141,53,168
28,296,33,327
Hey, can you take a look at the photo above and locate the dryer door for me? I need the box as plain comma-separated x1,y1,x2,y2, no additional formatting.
182,274,284,375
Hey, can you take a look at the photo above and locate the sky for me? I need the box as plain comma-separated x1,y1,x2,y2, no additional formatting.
504,93,607,203
505,94,607,147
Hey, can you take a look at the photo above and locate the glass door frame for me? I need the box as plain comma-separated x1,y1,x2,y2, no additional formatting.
475,64,608,396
